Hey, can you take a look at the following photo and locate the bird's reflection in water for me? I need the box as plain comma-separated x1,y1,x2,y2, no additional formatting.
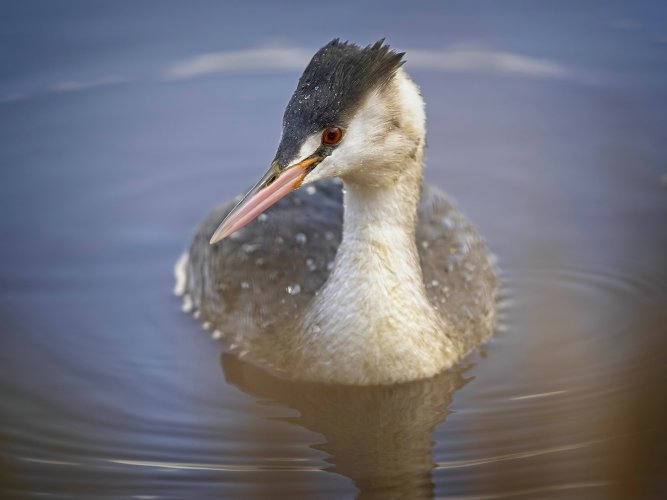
221,353,470,499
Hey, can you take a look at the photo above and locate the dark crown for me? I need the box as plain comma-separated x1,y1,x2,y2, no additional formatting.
274,39,404,166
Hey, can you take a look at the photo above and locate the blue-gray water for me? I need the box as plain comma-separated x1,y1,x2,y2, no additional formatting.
1,1,666,498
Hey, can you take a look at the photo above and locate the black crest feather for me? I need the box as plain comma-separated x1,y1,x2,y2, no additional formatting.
274,39,404,166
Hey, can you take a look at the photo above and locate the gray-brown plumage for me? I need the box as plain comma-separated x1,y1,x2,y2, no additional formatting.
182,180,496,379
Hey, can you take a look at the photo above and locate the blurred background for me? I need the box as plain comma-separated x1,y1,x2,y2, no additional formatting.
1,1,666,498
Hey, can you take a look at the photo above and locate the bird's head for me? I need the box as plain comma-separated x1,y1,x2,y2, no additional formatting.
210,39,426,244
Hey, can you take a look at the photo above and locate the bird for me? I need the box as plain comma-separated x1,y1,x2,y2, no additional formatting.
175,39,498,386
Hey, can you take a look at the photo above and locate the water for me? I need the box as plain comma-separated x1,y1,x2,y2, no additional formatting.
2,1,667,498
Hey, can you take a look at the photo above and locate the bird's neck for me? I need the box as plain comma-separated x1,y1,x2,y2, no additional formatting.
340,165,423,284
298,155,450,384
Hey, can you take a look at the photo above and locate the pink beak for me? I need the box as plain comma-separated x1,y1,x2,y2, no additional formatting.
209,156,321,244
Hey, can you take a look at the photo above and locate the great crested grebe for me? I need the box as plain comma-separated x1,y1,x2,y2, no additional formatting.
175,39,498,385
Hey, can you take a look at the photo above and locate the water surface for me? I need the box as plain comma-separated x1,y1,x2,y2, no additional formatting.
1,1,666,498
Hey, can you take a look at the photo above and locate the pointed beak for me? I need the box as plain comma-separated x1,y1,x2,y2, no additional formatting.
209,155,322,244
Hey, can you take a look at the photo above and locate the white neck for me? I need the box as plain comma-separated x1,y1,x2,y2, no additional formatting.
297,152,454,385
340,163,424,295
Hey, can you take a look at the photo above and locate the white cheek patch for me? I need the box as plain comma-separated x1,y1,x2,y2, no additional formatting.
305,91,389,183
339,91,387,156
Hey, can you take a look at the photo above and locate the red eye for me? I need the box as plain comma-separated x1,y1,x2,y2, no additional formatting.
322,127,343,145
